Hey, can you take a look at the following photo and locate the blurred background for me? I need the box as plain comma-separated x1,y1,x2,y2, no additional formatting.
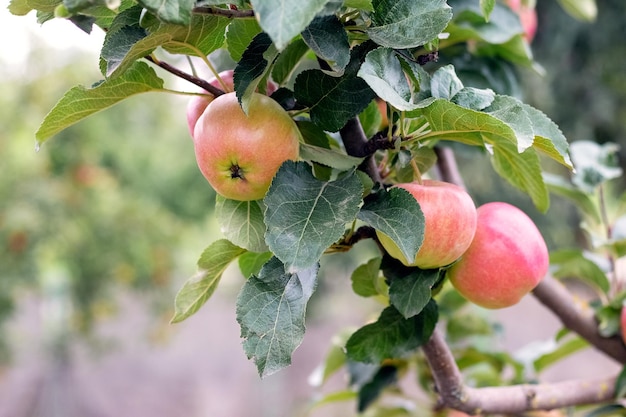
0,0,625,416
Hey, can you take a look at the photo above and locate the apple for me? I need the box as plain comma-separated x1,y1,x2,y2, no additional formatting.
621,306,626,345
193,92,301,201
507,0,538,42
447,202,549,309
186,70,278,138
376,180,478,269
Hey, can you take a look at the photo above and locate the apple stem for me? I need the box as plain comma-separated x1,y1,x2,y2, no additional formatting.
411,159,423,184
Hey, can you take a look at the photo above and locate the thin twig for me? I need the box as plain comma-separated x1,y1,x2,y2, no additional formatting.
144,56,225,97
192,6,255,18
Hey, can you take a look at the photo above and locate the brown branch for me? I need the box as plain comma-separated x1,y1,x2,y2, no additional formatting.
423,329,618,415
533,275,626,363
340,117,383,183
144,56,225,97
192,6,255,18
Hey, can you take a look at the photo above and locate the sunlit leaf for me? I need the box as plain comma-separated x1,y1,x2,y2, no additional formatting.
36,62,164,144
171,239,245,323
351,257,384,297
137,0,193,25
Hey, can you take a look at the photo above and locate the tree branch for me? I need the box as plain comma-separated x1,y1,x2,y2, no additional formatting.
144,56,225,97
423,329,618,415
192,6,255,18
340,117,383,183
533,275,626,363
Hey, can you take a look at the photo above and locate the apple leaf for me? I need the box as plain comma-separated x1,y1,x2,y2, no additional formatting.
226,18,262,62
294,69,376,132
271,38,310,86
550,249,610,295
215,196,268,253
358,47,431,111
533,336,589,372
137,0,193,26
485,95,534,152
351,257,385,297
264,161,363,273
480,0,495,20
249,0,330,50
301,15,350,72
102,13,229,79
36,61,164,144
544,173,601,224
523,103,572,168
238,251,273,278
357,365,398,412
357,187,425,266
388,268,441,319
367,0,453,49
170,239,246,323
411,98,553,211
236,257,319,377
569,141,622,192
234,32,279,113
299,143,364,171
430,64,464,100
345,301,438,363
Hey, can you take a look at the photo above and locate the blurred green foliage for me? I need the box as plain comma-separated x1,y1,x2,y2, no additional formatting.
0,45,216,355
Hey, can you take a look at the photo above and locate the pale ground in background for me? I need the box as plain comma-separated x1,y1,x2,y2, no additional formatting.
0,7,621,417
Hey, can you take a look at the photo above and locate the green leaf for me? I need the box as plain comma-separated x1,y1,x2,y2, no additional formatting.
100,25,159,78
485,95,534,152
137,0,193,26
570,141,622,193
264,161,363,272
586,405,626,417
234,32,279,113
430,64,464,100
215,196,268,253
309,330,352,387
171,239,246,323
523,103,572,168
544,173,601,224
351,257,385,297
491,140,549,212
36,61,164,144
294,69,376,132
249,0,330,50
480,0,495,20
345,0,373,11
357,187,424,266
388,269,440,319
412,98,550,211
452,87,495,111
226,18,262,62
345,301,438,363
271,37,310,86
557,0,597,22
358,365,398,412
155,15,230,56
8,0,33,15
238,251,273,278
367,0,453,49
533,336,589,372
299,143,364,170
236,257,319,377
550,249,610,295
448,1,523,44
616,365,626,398
358,47,430,111
301,15,350,72
359,99,384,138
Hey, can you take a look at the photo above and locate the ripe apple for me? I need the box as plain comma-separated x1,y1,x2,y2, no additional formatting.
507,0,538,42
376,180,478,269
186,70,278,137
193,92,301,201
447,202,549,309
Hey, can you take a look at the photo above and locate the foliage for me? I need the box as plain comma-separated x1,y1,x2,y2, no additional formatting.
11,0,626,415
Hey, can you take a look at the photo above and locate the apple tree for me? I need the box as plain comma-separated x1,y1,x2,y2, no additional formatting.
9,0,626,414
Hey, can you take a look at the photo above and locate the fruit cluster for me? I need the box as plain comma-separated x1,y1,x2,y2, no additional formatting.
187,71,548,309
378,181,549,309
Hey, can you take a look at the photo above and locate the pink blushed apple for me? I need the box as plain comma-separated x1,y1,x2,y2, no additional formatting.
376,180,478,269
447,202,549,309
